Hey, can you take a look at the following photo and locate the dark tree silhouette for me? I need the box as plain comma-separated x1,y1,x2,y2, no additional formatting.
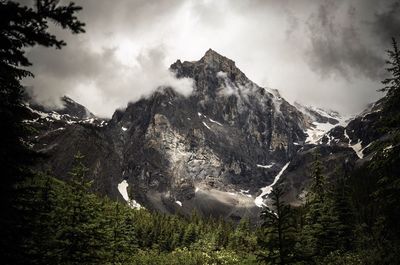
258,186,297,265
0,1,84,263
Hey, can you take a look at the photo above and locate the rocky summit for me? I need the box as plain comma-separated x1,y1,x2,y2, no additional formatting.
24,50,379,222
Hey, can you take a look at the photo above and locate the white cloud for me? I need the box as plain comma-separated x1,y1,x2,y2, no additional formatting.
26,44,194,117
23,0,393,117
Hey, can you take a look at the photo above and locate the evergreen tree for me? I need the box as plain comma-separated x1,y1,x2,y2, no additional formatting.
14,173,62,264
183,223,198,247
105,200,137,264
54,152,107,264
369,140,400,262
309,151,325,203
0,1,84,263
301,151,334,260
300,151,356,262
258,186,297,264
377,37,400,131
330,173,355,251
380,38,400,101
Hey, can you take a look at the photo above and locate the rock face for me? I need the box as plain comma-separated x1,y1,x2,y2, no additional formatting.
24,49,376,221
277,97,393,206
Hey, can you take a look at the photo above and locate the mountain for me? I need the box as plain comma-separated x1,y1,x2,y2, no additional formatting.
23,49,372,221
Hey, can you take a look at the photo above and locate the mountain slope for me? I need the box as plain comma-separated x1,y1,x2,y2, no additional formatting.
23,49,370,221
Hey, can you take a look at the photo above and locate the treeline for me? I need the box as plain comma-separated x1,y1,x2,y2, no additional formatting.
14,136,400,265
15,153,259,264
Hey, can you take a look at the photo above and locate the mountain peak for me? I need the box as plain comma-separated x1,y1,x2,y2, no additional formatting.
203,48,221,58
170,49,248,86
60,96,96,119
200,48,236,67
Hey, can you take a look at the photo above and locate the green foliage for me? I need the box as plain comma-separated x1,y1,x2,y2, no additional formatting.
228,218,257,252
53,153,110,264
302,153,355,262
308,151,326,203
131,248,245,265
15,153,260,264
15,155,135,264
260,152,356,264
319,250,363,265
258,187,298,264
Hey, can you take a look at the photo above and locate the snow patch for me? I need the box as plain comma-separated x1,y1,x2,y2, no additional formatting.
345,131,365,159
384,145,393,151
209,118,223,126
117,180,142,209
26,105,50,119
344,129,351,143
350,140,363,159
305,122,336,144
257,163,274,169
202,121,211,130
50,127,65,133
239,189,252,197
85,118,95,124
255,162,290,207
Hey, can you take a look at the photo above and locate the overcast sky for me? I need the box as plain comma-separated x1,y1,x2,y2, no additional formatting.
23,0,400,117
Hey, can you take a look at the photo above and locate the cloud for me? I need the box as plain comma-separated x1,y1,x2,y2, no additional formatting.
370,1,400,46
25,42,193,118
304,0,386,80
21,0,400,117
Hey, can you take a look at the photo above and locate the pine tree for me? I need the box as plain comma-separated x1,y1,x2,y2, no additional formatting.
54,152,107,264
0,1,84,263
330,174,355,251
380,37,400,128
381,38,400,100
300,151,350,261
104,200,137,264
301,151,328,259
258,186,297,264
14,173,62,264
309,151,325,203
369,140,400,261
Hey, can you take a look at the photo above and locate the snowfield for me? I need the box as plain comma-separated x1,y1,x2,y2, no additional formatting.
255,162,290,207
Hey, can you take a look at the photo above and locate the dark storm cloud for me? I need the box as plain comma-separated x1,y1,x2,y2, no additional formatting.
305,0,386,80
371,1,400,46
